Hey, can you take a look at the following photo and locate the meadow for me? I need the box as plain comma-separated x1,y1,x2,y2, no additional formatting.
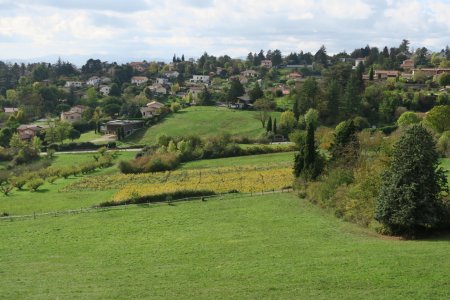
1,193,449,299
122,106,281,145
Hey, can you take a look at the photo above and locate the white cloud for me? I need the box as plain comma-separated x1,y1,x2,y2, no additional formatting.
0,0,448,62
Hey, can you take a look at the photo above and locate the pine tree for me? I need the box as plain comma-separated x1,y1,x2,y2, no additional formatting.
375,125,449,237
341,74,361,118
181,54,185,62
266,116,272,132
325,80,341,124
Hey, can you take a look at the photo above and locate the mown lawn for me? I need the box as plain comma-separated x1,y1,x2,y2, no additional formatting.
180,151,295,169
123,106,281,146
0,193,449,299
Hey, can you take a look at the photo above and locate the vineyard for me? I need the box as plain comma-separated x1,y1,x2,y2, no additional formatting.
62,165,294,203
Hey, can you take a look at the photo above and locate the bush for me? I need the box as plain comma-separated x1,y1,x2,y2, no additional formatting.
27,178,45,192
11,176,27,190
120,152,180,174
98,190,216,207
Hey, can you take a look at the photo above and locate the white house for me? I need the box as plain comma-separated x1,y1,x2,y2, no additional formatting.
241,70,258,77
99,85,110,96
65,81,83,88
60,105,88,123
86,76,101,86
4,107,19,115
140,101,165,119
190,75,210,84
131,76,149,86
353,58,366,69
156,78,169,85
261,60,272,68
163,71,180,78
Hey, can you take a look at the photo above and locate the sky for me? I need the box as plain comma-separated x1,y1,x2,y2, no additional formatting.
0,0,449,64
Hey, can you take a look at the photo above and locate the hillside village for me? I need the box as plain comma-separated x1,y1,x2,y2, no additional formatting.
0,41,449,148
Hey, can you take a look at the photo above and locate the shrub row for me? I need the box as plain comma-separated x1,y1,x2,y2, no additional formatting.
98,190,216,207
45,142,117,152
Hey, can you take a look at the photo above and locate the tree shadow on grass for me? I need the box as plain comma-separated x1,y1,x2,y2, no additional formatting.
34,189,50,193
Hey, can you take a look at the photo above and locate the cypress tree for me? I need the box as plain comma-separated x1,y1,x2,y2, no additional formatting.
369,65,374,81
375,125,449,237
273,119,277,134
266,116,272,132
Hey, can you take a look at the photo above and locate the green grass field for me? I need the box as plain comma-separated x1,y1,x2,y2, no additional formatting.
180,151,294,169
1,193,449,299
123,106,281,146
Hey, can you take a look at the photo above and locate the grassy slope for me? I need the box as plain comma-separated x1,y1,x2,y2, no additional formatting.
1,193,449,299
123,106,281,146
180,151,295,169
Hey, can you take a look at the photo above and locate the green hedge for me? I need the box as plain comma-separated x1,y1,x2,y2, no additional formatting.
98,190,217,207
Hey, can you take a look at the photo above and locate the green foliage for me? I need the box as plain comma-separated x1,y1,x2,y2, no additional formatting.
226,78,245,102
249,83,264,101
27,177,45,192
424,105,450,133
294,125,324,180
170,102,181,113
375,125,449,237
437,131,450,157
397,111,422,127
198,86,215,106
266,116,272,133
0,128,13,147
10,176,27,190
331,120,359,161
279,110,297,136
119,152,180,174
295,77,319,114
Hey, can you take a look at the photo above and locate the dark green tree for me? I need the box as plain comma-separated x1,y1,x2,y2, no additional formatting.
273,118,277,134
375,125,449,237
249,83,264,101
296,77,319,114
198,86,215,106
266,116,272,132
314,45,328,67
68,128,81,141
226,78,245,103
109,83,121,97
330,119,359,161
293,120,323,180
325,79,341,124
369,65,374,81
341,74,361,118
292,97,300,120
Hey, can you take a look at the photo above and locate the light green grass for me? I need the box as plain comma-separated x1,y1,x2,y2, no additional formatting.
123,106,281,146
181,151,295,169
0,193,449,299
0,152,137,215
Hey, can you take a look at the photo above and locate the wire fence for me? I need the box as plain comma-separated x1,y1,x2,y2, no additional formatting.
0,188,294,223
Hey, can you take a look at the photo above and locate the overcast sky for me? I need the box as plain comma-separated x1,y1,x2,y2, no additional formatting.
0,0,449,63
